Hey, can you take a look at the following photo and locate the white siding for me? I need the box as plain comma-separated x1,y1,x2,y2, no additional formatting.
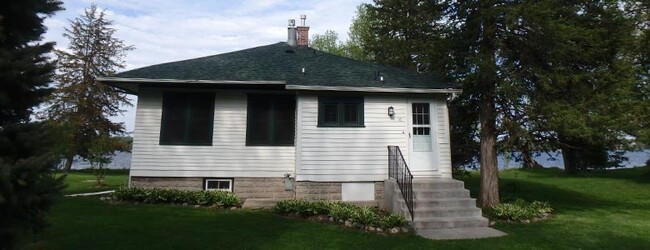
296,94,409,181
434,96,453,178
130,89,294,178
296,94,453,182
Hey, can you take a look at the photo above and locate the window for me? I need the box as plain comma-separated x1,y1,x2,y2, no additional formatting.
246,94,296,146
204,179,233,192
159,92,215,145
318,97,364,127
412,103,432,152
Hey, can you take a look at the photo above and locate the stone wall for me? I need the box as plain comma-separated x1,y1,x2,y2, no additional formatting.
131,177,203,190
233,177,293,200
374,181,385,205
295,182,342,200
130,177,384,204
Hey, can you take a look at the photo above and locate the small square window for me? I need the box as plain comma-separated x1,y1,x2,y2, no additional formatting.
318,97,364,127
204,179,233,192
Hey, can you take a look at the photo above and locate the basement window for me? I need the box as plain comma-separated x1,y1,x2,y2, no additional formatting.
204,179,233,192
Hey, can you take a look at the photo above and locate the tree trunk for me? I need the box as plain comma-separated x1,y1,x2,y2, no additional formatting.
477,0,500,208
561,143,579,175
63,154,74,172
479,88,500,208
521,147,542,169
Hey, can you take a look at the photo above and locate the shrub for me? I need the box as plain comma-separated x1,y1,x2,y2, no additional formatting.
380,214,406,229
273,200,408,229
489,199,552,222
273,199,302,214
112,187,241,208
328,202,357,221
352,206,379,226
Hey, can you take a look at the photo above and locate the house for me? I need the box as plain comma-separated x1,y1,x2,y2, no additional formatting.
99,16,503,239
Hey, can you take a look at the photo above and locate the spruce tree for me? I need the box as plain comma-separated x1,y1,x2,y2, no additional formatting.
44,4,134,172
358,0,644,206
0,0,64,249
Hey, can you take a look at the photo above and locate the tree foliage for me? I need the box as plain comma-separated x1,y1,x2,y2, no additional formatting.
0,0,64,249
310,5,373,62
311,30,346,56
359,0,646,206
43,4,134,172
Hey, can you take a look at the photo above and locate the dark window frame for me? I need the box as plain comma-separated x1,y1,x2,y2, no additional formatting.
159,92,215,146
317,96,364,127
245,94,296,146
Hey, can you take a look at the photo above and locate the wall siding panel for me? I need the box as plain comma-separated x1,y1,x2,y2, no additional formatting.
296,94,453,182
131,89,453,181
130,89,294,178
296,94,409,182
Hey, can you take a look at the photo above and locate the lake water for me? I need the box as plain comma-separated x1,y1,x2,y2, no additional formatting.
67,151,132,170
497,150,650,169
68,150,649,170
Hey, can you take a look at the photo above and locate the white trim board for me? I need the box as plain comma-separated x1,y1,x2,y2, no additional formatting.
286,85,462,94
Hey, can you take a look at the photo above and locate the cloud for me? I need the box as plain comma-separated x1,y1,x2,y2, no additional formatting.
43,0,368,132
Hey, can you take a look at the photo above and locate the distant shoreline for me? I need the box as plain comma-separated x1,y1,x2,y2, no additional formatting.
63,150,649,170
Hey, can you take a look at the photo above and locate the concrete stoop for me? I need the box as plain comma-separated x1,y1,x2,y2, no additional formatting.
242,198,278,209
385,178,506,240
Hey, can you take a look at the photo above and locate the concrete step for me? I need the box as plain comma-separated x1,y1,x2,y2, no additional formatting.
241,198,278,209
412,207,483,218
414,189,470,199
411,179,465,189
412,216,489,230
398,198,478,209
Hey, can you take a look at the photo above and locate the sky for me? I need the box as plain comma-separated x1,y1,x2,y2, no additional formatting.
43,0,368,132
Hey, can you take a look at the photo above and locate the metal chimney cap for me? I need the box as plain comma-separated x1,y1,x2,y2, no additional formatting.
300,14,306,26
288,19,295,27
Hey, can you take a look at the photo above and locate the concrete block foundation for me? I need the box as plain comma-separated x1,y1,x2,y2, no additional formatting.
130,176,384,205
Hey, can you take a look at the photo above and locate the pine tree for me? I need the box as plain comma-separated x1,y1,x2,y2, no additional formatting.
44,4,134,172
0,0,64,248
358,0,644,206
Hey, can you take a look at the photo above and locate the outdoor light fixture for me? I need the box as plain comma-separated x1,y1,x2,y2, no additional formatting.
388,106,395,117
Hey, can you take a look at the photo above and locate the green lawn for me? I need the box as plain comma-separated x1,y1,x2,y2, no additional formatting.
58,169,129,194
33,167,650,249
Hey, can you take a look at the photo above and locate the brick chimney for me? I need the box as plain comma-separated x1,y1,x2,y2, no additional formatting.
296,14,309,47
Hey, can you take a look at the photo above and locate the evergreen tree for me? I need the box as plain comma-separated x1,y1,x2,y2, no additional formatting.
44,4,134,172
0,0,64,248
501,0,641,173
359,0,644,206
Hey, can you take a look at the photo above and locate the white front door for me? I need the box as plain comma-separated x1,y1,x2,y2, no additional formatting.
408,101,437,176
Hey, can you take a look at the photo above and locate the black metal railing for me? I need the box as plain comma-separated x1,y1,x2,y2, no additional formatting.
387,145,414,220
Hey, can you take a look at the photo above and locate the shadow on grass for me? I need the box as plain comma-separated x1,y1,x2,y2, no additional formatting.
456,168,641,213
522,167,650,184
35,198,431,250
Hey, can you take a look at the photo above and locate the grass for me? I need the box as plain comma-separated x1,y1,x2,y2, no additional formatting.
32,167,650,249
57,169,129,195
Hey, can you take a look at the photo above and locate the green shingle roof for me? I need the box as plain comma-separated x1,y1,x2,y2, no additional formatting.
113,42,457,90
